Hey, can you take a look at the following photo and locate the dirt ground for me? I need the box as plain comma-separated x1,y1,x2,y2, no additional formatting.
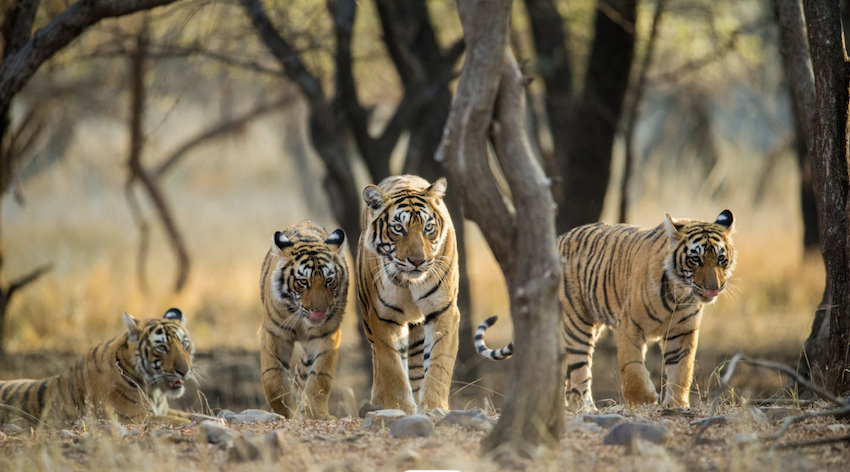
1,402,848,472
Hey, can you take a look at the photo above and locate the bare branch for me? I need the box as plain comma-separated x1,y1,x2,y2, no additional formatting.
619,0,667,223
7,263,52,297
0,0,183,113
1,0,39,59
154,95,295,178
239,0,324,106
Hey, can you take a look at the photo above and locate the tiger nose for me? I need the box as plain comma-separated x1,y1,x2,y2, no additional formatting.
175,367,189,378
408,258,425,268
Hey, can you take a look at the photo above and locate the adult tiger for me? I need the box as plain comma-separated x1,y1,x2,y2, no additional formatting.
0,308,194,426
260,221,348,419
476,210,736,409
356,175,459,414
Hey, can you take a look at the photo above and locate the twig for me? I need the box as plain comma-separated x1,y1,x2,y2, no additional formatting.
766,403,850,454
7,263,52,297
773,434,850,450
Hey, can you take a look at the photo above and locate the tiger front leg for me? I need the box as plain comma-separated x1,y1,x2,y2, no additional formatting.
369,321,416,414
418,304,459,413
300,330,342,419
661,329,699,408
260,328,298,418
615,324,659,406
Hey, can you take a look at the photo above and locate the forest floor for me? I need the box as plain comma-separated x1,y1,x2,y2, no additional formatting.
1,401,848,472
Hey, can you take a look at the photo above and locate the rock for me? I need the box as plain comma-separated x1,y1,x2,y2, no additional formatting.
390,415,433,438
689,416,728,427
358,403,383,419
1,424,23,436
437,409,495,432
59,429,77,440
196,419,240,445
603,423,672,446
230,409,284,424
733,432,759,445
581,414,627,429
191,413,222,425
362,409,407,430
566,417,603,433
217,409,237,422
227,435,262,462
728,407,770,425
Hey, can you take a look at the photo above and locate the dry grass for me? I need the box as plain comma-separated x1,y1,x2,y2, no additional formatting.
1,403,848,472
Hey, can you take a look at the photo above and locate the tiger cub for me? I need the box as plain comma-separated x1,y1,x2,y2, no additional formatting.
260,221,348,419
476,210,736,409
356,175,460,414
0,308,194,426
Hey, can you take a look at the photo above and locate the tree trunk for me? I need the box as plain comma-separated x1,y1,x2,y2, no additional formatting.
439,0,563,455
557,0,636,233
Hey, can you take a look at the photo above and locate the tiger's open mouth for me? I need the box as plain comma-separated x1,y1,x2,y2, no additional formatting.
169,380,184,389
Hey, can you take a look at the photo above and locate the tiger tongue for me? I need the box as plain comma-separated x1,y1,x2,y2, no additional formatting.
310,311,326,322
702,288,720,298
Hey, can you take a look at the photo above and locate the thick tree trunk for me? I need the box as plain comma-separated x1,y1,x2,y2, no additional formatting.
439,0,563,455
801,0,850,394
557,0,636,233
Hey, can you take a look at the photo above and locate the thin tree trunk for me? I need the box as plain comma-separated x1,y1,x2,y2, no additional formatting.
439,0,563,455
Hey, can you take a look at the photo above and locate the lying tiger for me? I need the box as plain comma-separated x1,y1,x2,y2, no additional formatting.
476,210,736,409
0,308,195,426
259,221,348,419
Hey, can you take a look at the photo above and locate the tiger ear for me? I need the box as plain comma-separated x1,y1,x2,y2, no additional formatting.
163,307,186,327
663,213,685,240
274,231,294,252
425,177,447,199
123,311,141,343
325,229,345,252
714,209,735,234
363,185,387,211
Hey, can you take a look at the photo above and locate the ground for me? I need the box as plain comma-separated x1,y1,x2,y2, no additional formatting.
1,402,848,472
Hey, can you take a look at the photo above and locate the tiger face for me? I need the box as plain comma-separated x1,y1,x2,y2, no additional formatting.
664,209,736,303
123,308,194,397
362,177,448,285
271,227,346,326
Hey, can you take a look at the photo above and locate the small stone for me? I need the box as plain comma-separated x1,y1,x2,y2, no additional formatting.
231,409,284,424
437,409,495,432
362,409,407,430
728,407,770,425
359,403,383,419
425,408,450,421
217,409,237,422
581,414,627,429
733,432,760,445
760,407,798,423
196,419,240,445
1,424,23,436
603,422,672,445
689,416,728,427
390,414,433,438
827,424,850,433
190,413,221,425
59,429,77,440
153,429,192,443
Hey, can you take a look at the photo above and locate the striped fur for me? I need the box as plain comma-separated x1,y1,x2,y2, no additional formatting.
477,210,736,409
356,175,460,414
260,221,348,419
0,308,194,426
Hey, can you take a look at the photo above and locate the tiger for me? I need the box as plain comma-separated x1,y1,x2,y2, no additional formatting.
0,308,194,426
476,210,736,409
356,175,460,414
259,220,348,419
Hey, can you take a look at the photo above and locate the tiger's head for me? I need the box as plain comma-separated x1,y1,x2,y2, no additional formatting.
362,176,449,286
663,210,737,303
270,222,348,327
123,308,194,397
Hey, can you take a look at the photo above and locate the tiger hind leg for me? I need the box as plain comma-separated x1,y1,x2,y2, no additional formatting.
562,307,602,411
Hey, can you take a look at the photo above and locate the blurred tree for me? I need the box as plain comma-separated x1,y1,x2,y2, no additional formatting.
522,0,636,233
778,0,850,394
0,0,182,353
439,0,563,455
